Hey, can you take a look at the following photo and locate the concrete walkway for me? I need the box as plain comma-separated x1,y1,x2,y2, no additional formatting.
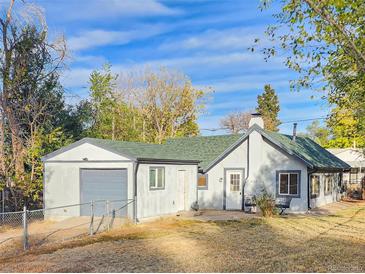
308,199,365,215
178,209,258,221
178,200,365,221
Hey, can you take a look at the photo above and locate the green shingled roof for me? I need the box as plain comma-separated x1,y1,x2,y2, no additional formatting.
165,134,243,170
85,138,201,162
165,128,350,171
262,130,351,170
45,127,350,171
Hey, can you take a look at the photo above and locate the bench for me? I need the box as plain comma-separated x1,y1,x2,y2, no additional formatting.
275,197,292,215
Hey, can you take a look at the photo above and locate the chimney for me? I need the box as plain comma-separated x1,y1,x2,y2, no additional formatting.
292,123,297,142
249,113,264,128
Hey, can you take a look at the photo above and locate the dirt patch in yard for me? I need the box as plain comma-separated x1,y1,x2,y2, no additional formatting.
1,202,365,272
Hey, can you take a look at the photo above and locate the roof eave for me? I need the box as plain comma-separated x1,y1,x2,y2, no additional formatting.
203,128,253,173
310,166,351,172
137,158,201,164
42,138,137,162
258,131,315,169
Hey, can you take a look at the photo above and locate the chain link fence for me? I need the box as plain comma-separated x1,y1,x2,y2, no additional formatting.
0,199,135,251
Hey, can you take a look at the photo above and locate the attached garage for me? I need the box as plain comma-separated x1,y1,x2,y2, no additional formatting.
80,169,128,217
42,138,199,221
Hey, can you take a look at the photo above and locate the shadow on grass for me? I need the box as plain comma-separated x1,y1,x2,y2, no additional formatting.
1,206,365,272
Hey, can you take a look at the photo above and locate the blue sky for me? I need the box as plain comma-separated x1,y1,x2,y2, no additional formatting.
13,0,329,135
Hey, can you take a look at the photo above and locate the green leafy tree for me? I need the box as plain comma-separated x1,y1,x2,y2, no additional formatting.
326,107,365,148
85,66,208,144
258,0,365,146
85,65,145,142
301,120,330,147
0,1,69,209
256,85,281,131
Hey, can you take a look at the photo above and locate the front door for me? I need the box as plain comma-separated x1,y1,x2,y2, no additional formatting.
225,169,244,210
178,170,189,211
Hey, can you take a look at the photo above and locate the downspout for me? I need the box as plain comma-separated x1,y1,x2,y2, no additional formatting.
242,135,250,211
307,168,317,211
133,161,140,223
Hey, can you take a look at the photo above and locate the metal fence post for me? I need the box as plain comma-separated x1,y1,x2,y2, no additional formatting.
133,196,137,224
89,200,94,236
23,206,29,250
106,200,110,231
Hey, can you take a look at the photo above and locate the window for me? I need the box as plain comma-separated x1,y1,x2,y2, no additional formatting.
230,173,240,192
310,175,320,198
350,168,359,184
324,175,333,195
149,167,165,190
198,174,208,189
278,172,299,196
361,167,365,174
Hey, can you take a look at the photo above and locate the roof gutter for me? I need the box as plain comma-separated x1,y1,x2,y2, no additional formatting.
242,135,250,211
137,158,200,165
133,161,139,223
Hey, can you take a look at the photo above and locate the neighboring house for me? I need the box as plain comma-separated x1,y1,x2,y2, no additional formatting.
42,115,350,220
327,148,365,192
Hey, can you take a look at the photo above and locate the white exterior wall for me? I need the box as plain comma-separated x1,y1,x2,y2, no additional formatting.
44,143,134,220
329,149,365,163
199,140,247,209
245,134,309,213
310,172,341,208
47,143,130,161
136,164,198,219
198,130,309,213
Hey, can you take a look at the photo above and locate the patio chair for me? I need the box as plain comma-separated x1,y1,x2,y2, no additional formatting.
275,197,292,215
244,195,257,213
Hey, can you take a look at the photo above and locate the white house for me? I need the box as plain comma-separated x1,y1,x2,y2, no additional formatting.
42,115,350,220
327,148,365,198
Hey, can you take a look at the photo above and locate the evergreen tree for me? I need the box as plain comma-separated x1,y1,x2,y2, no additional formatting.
256,85,281,131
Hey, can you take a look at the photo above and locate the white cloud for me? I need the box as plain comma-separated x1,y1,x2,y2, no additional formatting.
159,26,270,51
50,0,181,21
120,51,285,76
61,67,93,89
68,24,169,51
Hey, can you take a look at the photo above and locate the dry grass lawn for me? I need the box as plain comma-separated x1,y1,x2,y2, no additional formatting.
0,201,364,272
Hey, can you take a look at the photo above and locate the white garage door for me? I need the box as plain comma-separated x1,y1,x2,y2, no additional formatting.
80,169,128,217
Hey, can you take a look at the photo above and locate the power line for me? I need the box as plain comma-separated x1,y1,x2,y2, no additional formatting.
280,116,328,124
200,116,328,131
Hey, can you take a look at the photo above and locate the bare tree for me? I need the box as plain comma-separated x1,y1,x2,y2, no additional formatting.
220,111,252,134
116,67,210,143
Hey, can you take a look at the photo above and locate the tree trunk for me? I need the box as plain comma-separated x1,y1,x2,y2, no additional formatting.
111,114,115,141
142,119,145,141
0,111,6,177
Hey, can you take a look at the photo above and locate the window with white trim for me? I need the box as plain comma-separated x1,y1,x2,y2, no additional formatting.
198,173,208,189
310,175,320,198
278,172,299,195
350,168,359,184
149,167,165,190
324,175,333,195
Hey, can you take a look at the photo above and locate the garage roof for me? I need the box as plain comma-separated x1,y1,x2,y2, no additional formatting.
42,137,201,163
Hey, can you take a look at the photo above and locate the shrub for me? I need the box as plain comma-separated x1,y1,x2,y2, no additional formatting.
254,189,277,217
